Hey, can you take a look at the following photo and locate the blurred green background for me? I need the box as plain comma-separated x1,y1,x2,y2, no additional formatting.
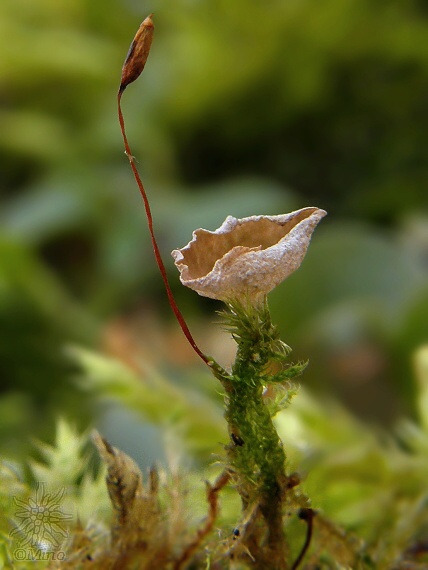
1,0,427,463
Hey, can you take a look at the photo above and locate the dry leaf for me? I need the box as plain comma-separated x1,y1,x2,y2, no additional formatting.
91,431,167,568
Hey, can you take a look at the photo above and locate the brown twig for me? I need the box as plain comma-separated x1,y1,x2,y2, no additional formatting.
291,508,315,570
173,470,231,570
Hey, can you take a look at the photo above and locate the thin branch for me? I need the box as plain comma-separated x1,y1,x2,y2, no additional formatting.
292,508,315,570
173,470,231,570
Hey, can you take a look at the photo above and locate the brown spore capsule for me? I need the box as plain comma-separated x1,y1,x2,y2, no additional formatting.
119,14,154,93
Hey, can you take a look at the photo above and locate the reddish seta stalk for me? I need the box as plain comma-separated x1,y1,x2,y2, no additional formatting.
117,15,210,367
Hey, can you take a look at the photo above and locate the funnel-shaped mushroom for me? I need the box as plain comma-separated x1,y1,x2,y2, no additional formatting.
172,207,326,304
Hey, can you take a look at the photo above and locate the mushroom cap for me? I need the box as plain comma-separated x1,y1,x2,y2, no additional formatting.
172,207,327,303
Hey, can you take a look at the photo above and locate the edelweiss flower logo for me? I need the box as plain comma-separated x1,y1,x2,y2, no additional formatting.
10,483,72,556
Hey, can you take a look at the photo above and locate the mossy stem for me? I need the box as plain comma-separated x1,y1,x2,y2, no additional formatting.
221,300,290,568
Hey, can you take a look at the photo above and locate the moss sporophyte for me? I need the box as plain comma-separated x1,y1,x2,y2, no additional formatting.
116,13,326,569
